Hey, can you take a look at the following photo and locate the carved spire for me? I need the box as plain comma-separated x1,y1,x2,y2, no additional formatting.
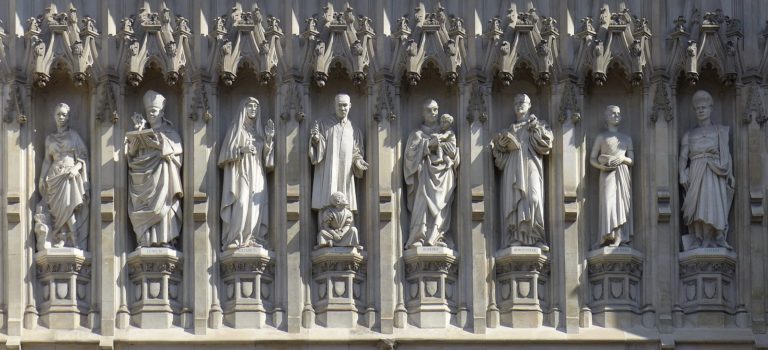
302,4,375,87
210,3,283,86
483,7,559,86
118,3,193,86
667,8,743,86
574,7,652,87
23,4,101,87
392,3,465,86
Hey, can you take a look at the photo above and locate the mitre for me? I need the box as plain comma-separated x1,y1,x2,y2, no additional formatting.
143,90,166,109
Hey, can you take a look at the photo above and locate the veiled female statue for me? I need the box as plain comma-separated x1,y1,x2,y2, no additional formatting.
679,90,735,250
35,103,89,250
404,99,460,249
127,90,183,249
589,105,634,248
219,97,275,250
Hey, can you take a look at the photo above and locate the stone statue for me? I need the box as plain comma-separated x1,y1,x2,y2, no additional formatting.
34,102,89,250
590,105,634,248
219,97,275,250
404,100,460,249
309,93,368,214
679,90,735,250
316,191,361,249
127,90,183,249
491,94,553,251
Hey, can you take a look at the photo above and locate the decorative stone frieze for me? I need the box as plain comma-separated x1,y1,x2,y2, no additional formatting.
404,246,458,328
126,247,183,328
220,247,275,328
34,247,91,329
494,246,549,328
311,246,366,327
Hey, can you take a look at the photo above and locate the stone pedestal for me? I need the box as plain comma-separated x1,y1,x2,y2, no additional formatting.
678,247,736,327
34,248,91,329
220,246,275,328
495,247,549,328
586,246,643,328
127,247,183,328
311,246,366,328
404,246,458,328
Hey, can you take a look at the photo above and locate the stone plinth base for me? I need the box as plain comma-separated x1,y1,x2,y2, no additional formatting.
586,246,643,328
311,246,366,328
679,247,736,327
495,246,549,328
404,246,458,328
127,247,183,329
220,246,275,328
35,248,91,329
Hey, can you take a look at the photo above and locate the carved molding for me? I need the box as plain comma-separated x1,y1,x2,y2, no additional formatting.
743,84,766,125
667,9,743,86
127,260,182,276
587,261,642,276
23,4,100,87
483,7,559,86
392,4,466,86
118,4,193,86
650,81,673,123
221,259,273,276
558,82,581,124
679,259,735,277
312,260,365,274
574,7,652,86
405,259,458,274
210,3,282,86
496,260,549,275
302,4,374,87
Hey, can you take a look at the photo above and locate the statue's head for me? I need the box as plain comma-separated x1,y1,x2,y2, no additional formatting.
143,90,166,126
422,99,439,124
53,102,70,129
334,94,351,120
603,105,621,126
692,90,713,123
513,94,531,118
329,191,349,208
439,113,454,131
244,97,259,120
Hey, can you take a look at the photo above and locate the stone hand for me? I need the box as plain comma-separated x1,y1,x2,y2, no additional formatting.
355,158,369,171
265,118,275,142
131,112,146,130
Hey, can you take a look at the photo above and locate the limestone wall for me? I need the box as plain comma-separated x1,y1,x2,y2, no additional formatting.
0,0,767,349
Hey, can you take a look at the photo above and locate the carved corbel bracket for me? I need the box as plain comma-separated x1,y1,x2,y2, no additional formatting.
118,4,193,87
23,4,101,87
301,4,374,87
650,81,673,124
373,82,396,122
96,80,119,123
574,8,652,87
483,8,559,86
558,82,581,124
743,84,766,125
466,83,488,123
210,3,283,86
392,4,465,86
4,82,28,125
667,9,743,86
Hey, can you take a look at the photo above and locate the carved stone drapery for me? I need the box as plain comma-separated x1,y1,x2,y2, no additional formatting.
392,4,466,86
302,4,374,87
667,9,743,86
574,8,652,86
23,4,100,87
118,4,192,86
483,8,559,86
210,3,282,86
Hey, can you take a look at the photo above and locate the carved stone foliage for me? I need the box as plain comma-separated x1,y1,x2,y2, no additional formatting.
23,4,100,87
210,3,282,86
574,8,652,86
392,4,466,86
302,4,374,87
667,9,743,86
118,4,192,86
483,8,559,86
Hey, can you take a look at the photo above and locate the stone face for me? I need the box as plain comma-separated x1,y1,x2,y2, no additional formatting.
2,1,768,349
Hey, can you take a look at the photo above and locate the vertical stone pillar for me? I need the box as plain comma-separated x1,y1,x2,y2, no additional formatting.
34,248,91,329
494,247,549,327
404,246,458,328
127,247,183,328
311,247,366,327
678,248,737,327
220,247,275,328
586,247,643,327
